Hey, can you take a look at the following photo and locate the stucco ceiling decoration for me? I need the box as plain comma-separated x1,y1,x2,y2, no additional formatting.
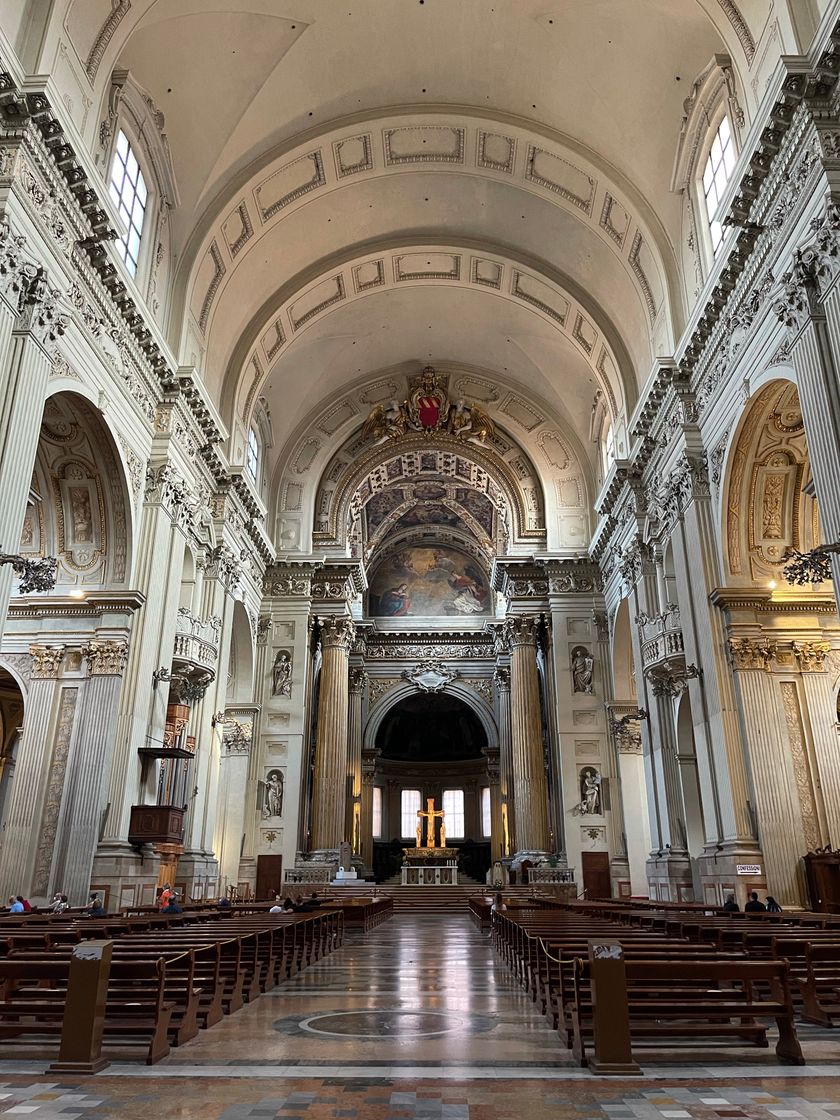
187,113,669,366
275,363,592,557
313,434,545,556
233,244,625,430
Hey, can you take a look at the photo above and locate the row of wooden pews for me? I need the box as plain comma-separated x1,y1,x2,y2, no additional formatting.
0,906,344,1065
492,901,817,1071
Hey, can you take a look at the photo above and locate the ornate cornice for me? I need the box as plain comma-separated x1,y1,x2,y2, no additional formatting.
364,629,495,660
8,590,145,618
710,587,837,614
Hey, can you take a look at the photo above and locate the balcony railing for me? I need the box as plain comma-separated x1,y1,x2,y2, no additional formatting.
172,608,221,673
638,605,685,673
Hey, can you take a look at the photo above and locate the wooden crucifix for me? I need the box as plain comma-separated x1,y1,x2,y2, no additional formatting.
416,797,446,849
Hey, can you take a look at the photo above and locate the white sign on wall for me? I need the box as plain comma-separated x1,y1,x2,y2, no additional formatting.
736,864,762,876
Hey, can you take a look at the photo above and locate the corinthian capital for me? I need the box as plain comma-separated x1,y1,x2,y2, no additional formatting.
83,639,129,676
728,636,777,671
29,643,65,678
319,616,356,651
503,614,539,648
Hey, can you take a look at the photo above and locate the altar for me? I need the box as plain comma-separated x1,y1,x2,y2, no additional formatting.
401,798,460,885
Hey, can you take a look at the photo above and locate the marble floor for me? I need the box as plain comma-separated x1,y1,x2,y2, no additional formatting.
0,915,839,1120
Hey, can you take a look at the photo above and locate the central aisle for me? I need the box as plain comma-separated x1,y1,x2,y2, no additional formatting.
166,913,571,1074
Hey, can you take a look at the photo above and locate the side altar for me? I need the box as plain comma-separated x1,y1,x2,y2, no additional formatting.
401,798,459,885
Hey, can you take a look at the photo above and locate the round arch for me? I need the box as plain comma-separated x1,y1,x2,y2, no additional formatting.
363,681,499,754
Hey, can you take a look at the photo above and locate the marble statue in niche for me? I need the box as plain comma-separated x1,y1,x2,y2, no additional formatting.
571,645,594,694
578,766,602,814
260,769,284,818
272,649,292,696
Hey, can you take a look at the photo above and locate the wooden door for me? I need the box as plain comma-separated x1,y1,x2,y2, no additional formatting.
255,854,284,900
581,851,611,899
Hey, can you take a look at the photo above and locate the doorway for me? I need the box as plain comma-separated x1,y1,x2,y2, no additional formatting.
256,854,284,900
581,851,611,899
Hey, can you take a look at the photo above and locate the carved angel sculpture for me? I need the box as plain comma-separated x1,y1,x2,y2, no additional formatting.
361,399,408,443
449,400,495,444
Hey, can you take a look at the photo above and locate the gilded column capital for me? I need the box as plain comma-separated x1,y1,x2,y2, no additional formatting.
29,643,66,678
792,640,831,672
728,636,777,671
319,616,356,651
83,639,129,676
503,615,539,648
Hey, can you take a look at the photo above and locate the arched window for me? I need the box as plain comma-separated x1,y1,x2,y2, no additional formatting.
372,787,383,839
109,130,148,277
400,789,421,838
701,115,736,257
442,789,465,839
245,426,259,482
480,787,491,838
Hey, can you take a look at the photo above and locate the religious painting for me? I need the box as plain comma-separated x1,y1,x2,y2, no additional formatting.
258,768,285,819
365,488,405,535
57,466,103,571
68,485,93,542
454,488,494,535
395,504,460,530
368,546,490,617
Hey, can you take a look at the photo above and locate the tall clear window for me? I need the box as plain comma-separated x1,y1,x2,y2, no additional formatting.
481,787,491,838
372,786,382,839
246,426,259,481
702,116,735,257
400,789,421,838
443,789,465,839
109,130,148,277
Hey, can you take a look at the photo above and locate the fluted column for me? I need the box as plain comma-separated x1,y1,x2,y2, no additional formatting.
0,644,66,899
729,648,807,906
216,706,257,895
487,750,504,864
360,749,377,871
672,467,758,848
798,662,840,847
0,266,65,637
506,615,550,855
51,640,129,904
494,666,514,855
346,667,366,855
310,617,355,852
98,498,182,847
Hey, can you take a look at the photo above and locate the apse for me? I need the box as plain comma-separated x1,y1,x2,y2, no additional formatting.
375,694,487,763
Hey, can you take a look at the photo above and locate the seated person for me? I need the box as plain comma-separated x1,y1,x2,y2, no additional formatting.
7,896,24,913
84,894,106,917
722,893,739,912
744,890,766,912
217,896,232,909
161,894,183,914
50,892,69,913
490,892,507,913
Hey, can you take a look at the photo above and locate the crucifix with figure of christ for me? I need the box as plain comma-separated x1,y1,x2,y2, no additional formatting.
416,797,446,849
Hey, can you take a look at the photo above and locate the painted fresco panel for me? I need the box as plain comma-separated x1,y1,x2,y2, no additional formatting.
369,546,490,617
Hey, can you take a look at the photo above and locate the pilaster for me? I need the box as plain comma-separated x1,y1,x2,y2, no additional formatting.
310,616,355,852
505,614,550,857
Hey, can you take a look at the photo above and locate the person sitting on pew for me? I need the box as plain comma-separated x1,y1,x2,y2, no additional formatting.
491,892,507,913
7,895,23,913
50,892,69,913
722,893,740,912
217,896,231,909
16,895,32,913
745,890,767,912
161,893,183,914
766,895,783,912
83,893,106,917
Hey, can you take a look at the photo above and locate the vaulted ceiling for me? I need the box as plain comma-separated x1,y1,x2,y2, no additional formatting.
8,0,826,535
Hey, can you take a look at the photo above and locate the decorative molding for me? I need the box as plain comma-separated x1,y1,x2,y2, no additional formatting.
401,659,460,693
86,1,131,80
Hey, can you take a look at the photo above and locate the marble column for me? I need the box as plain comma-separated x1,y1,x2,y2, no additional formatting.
346,667,366,855
487,749,504,864
494,666,514,855
800,661,840,846
216,706,257,895
0,644,67,900
360,748,377,871
238,615,274,893
50,640,129,904
505,615,550,855
729,644,808,906
0,271,64,636
672,464,758,853
310,617,355,852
